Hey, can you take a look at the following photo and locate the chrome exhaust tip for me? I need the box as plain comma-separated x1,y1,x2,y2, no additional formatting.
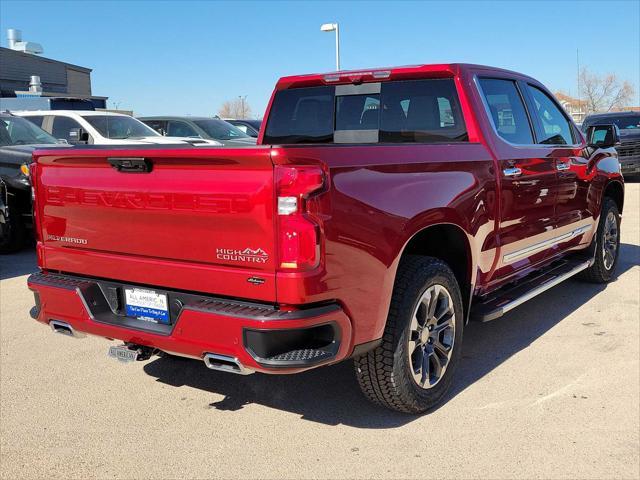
49,320,85,339
203,353,252,375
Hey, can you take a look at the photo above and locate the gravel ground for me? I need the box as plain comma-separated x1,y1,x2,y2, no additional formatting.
1,183,638,480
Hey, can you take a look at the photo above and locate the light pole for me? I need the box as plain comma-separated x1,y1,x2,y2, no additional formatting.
238,95,247,119
320,22,340,71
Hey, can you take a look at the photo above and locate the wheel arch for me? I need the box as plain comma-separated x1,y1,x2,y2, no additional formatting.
603,179,624,214
395,221,474,321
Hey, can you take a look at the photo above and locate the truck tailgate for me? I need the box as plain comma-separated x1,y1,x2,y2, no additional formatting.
33,147,277,301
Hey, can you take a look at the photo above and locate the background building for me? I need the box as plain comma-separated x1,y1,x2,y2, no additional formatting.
555,92,587,124
0,29,107,108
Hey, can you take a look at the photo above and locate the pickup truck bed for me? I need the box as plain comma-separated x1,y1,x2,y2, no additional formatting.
27,64,624,413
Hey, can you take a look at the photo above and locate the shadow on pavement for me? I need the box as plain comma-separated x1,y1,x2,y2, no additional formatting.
143,244,639,428
0,249,37,280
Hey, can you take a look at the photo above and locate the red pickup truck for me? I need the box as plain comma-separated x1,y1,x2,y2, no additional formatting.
27,64,624,413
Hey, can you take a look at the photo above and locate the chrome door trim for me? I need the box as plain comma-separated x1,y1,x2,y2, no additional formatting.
503,224,591,263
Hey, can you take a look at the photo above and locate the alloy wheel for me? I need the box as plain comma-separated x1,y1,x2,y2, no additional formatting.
408,284,456,389
602,211,619,270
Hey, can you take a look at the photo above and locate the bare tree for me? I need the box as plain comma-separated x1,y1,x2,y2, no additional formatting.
580,68,635,114
218,96,252,119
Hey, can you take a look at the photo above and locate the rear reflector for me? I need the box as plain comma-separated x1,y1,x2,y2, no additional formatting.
278,215,320,270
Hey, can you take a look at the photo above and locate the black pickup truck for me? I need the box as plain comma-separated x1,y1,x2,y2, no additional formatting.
0,112,67,252
582,111,640,176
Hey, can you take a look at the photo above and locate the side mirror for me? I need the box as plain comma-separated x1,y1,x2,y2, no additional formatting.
68,127,89,144
586,124,620,148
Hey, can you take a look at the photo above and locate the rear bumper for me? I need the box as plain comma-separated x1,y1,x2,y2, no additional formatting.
28,272,353,374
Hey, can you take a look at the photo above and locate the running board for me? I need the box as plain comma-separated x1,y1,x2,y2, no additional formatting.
471,258,593,322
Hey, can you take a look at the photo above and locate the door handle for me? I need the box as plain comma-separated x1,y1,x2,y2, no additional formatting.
108,157,153,173
556,161,570,171
503,167,522,177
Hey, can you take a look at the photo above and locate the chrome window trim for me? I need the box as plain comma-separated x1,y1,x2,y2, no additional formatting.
473,75,582,150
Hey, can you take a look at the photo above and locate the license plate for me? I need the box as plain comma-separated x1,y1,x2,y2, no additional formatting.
108,345,138,363
124,288,169,324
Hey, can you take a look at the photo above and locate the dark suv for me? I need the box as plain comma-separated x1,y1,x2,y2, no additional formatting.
138,117,256,146
582,111,640,176
225,119,262,137
0,113,67,252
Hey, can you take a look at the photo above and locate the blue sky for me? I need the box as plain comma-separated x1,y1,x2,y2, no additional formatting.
1,0,638,118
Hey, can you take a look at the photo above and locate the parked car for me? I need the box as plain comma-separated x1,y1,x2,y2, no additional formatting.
14,111,222,146
27,64,623,413
138,116,256,145
0,112,68,252
224,119,262,137
582,111,640,176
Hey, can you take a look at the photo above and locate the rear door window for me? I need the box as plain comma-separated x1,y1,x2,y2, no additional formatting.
478,78,534,145
264,78,467,144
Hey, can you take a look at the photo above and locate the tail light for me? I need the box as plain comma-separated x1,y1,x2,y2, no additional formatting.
30,163,42,243
275,165,325,271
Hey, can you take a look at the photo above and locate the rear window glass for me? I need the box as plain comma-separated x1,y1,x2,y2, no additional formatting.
264,86,335,144
380,79,467,142
263,79,467,144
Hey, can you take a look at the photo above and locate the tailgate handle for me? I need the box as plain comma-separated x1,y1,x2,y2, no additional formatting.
108,157,152,173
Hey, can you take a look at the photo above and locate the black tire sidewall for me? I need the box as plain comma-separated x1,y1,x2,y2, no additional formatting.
594,199,621,281
394,261,464,410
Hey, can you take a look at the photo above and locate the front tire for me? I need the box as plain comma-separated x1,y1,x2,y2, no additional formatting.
579,197,620,283
354,256,464,413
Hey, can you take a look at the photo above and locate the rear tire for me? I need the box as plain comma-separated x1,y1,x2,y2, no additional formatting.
354,256,464,413
579,197,620,283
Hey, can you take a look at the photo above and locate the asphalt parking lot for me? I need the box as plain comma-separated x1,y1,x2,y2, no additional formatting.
1,184,638,480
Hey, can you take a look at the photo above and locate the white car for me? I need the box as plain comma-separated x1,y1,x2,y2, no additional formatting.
12,111,222,146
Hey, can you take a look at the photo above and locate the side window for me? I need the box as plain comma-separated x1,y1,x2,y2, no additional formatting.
166,120,199,137
144,120,167,135
51,117,83,142
23,116,44,128
526,85,574,145
478,78,534,145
